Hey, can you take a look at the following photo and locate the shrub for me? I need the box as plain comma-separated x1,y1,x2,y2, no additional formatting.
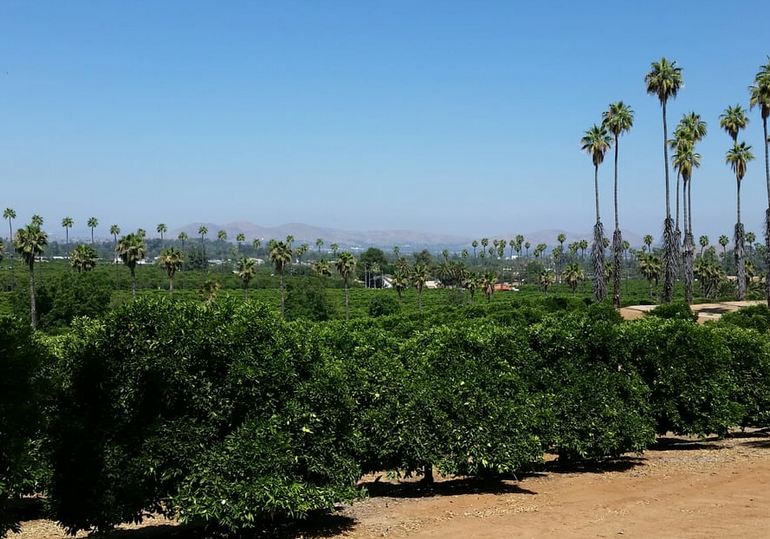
718,304,770,332
285,278,336,322
528,312,654,461
47,298,358,535
622,318,740,436
646,301,697,322
0,317,43,537
367,295,401,318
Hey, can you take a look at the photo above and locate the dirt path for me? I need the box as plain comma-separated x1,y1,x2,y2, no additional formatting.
17,432,770,539
620,300,763,323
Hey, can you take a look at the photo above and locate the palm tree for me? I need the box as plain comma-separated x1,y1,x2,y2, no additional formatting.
481,271,496,302
269,240,292,317
137,228,146,238
471,240,478,258
480,238,489,264
720,105,750,143
311,259,332,278
316,238,324,255
335,252,357,320
200,279,221,304
296,243,309,264
719,235,730,257
157,223,168,243
412,264,429,313
235,256,256,299
746,231,757,256
116,233,147,298
217,230,227,243
14,223,48,329
749,57,770,307
70,244,97,273
252,238,261,255
538,270,555,294
563,262,585,292
524,241,531,258
392,269,409,300
643,234,653,253
646,57,683,302
59,216,73,248
87,217,98,244
330,243,339,257
159,247,184,292
392,245,400,259
699,235,710,256
602,101,634,307
198,225,208,244
581,123,612,302
110,224,121,262
178,231,188,250
236,233,246,253
639,253,662,299
726,142,755,300
3,208,15,245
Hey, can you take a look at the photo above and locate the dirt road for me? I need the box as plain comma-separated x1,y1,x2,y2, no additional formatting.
17,432,770,539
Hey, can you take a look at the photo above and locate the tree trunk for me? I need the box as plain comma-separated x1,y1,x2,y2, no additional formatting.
345,281,350,320
131,267,137,298
763,117,770,308
661,101,674,303
594,164,601,224
170,276,175,293
592,221,606,302
612,136,622,308
736,179,746,300
28,263,37,330
280,272,285,317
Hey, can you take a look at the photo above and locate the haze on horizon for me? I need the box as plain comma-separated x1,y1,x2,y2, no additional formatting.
1,0,768,242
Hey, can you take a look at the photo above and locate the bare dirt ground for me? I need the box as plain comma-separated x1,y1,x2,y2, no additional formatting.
619,300,764,323
17,431,770,539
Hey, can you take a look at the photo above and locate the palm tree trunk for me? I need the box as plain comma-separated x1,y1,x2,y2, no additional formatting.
344,281,350,320
683,178,694,305
170,276,175,293
594,164,600,224
763,117,770,308
131,267,137,298
661,101,675,303
280,272,285,317
65,228,69,247
736,178,746,300
612,137,622,308
28,263,37,330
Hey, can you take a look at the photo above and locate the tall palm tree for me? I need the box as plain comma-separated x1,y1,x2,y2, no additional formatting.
269,240,292,317
61,217,74,247
217,230,227,243
412,263,429,313
330,243,339,257
87,217,98,244
70,244,97,273
178,231,188,250
296,243,309,264
718,235,730,257
524,241,531,258
110,224,121,263
116,233,147,298
236,233,246,253
157,223,168,243
31,214,44,227
639,253,662,299
392,245,400,259
14,223,48,329
3,208,15,245
749,57,770,307
316,238,324,255
672,137,701,304
726,142,755,300
602,101,634,308
581,123,612,302
643,234,653,253
198,225,208,244
392,269,409,300
335,252,357,320
746,231,757,256
252,238,261,255
645,57,684,302
699,235,709,255
471,239,478,258
236,256,256,299
720,105,750,143
159,247,184,292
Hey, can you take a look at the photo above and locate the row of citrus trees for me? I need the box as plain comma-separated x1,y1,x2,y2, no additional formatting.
2,298,770,536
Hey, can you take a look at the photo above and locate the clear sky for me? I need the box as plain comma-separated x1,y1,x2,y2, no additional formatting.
1,0,768,242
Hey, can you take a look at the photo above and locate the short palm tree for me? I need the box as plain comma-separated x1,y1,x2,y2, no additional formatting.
749,58,770,307
14,223,48,329
159,247,184,292
157,223,168,242
699,235,710,255
538,269,555,294
481,271,496,302
563,262,585,292
235,256,256,299
269,240,292,317
471,240,478,258
311,259,332,277
726,142,755,300
412,263,429,313
392,269,409,300
639,253,662,299
646,57,683,302
31,214,44,227
87,217,98,244
70,244,98,273
581,123,612,302
116,233,147,298
643,234,653,253
330,243,339,257
61,217,74,247
602,101,634,307
335,252,357,320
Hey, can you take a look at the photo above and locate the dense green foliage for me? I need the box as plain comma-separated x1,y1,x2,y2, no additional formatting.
3,293,770,536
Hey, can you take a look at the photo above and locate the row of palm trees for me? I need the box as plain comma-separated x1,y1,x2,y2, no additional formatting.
583,56,770,307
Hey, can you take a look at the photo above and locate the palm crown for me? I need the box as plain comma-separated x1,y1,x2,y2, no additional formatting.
720,105,750,142
645,58,683,105
580,124,612,166
602,101,634,138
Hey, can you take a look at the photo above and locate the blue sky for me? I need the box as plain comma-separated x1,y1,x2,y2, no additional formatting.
1,1,768,242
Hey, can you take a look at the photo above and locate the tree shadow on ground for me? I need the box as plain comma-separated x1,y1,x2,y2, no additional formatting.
650,437,724,451
728,428,770,440
361,475,537,499
542,456,644,475
740,439,770,449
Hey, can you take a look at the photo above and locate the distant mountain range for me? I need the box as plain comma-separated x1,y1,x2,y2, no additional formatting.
172,222,645,251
